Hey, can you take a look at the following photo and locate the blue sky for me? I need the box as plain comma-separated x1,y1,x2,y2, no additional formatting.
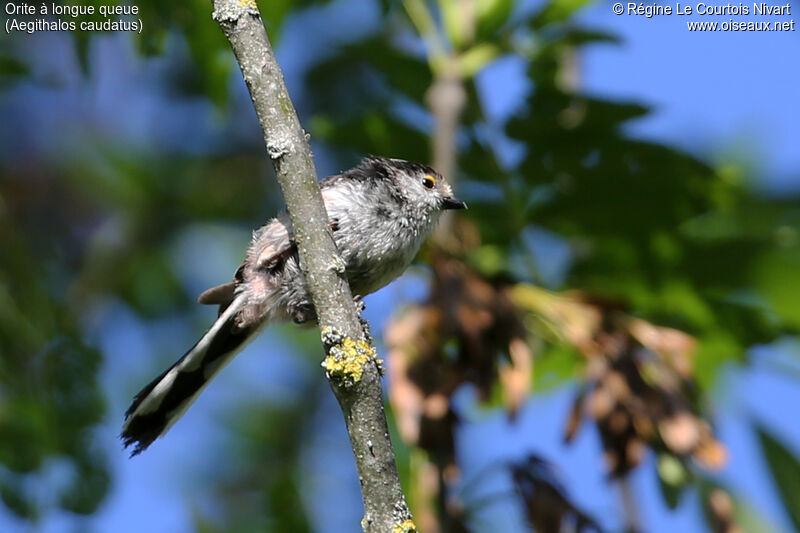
577,1,799,191
1,0,798,532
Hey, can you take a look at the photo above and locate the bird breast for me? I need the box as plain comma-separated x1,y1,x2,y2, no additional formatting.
323,185,432,296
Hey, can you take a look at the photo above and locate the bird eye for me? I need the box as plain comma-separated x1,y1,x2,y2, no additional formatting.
423,175,436,189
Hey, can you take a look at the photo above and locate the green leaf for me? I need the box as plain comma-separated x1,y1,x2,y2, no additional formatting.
753,246,800,330
439,0,471,48
305,37,433,115
692,332,742,390
458,43,500,78
532,0,595,27
756,426,800,531
0,481,36,520
656,454,689,509
475,0,514,39
0,53,29,89
310,111,430,164
532,343,582,390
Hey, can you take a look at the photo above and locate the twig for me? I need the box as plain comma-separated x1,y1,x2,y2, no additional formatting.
619,475,641,533
211,2,414,531
427,60,466,237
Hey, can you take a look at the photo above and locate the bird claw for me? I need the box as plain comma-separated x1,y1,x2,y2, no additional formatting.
359,316,374,346
353,295,366,314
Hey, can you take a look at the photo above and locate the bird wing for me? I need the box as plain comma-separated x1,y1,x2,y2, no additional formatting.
196,216,293,314
197,198,342,311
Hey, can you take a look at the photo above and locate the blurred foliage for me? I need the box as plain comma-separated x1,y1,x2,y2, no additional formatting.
59,0,334,104
438,454,601,532
511,286,728,477
510,455,599,533
302,0,800,531
0,197,108,519
757,426,800,532
0,144,273,519
1,22,274,522
698,478,782,533
192,325,324,532
1,0,798,531
194,403,314,533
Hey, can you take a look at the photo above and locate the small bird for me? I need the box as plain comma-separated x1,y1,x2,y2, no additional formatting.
121,156,466,455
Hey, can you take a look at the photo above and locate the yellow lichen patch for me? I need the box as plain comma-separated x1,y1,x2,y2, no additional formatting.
237,0,258,9
355,339,374,355
320,326,344,345
321,333,377,386
393,519,418,533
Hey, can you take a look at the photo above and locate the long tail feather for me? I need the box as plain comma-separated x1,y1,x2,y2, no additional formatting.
121,298,259,456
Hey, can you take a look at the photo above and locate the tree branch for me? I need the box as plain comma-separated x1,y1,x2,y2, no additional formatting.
427,62,466,238
619,476,641,533
211,2,415,531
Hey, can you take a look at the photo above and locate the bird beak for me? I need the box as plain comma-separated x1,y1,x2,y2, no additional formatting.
442,197,468,210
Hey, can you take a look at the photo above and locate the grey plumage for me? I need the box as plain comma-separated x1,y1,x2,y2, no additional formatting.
121,156,466,455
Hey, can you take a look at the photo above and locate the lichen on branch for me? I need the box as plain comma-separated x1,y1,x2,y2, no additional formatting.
320,326,381,386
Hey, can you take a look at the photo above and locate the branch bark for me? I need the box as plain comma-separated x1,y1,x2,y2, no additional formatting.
211,2,414,531
427,64,465,188
427,59,466,239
